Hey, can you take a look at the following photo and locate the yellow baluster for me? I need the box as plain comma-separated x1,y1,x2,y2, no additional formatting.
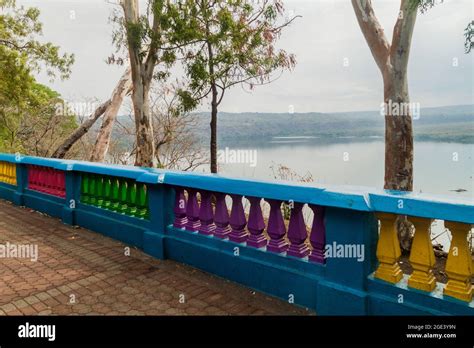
11,163,16,185
374,213,403,283
13,163,17,185
1,161,5,183
5,163,12,184
443,221,473,302
408,216,436,292
4,162,9,184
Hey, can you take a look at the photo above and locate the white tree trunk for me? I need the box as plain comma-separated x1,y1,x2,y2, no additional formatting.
90,67,132,162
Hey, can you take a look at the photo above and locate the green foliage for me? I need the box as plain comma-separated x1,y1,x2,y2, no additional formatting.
0,0,74,79
465,21,474,54
410,0,472,54
409,0,439,13
0,0,76,154
173,0,297,106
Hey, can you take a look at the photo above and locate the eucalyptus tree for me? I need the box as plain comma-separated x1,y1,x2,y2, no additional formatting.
352,0,471,250
176,0,298,173
114,0,181,167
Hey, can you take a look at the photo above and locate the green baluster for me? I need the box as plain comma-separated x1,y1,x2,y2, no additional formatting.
111,178,120,211
96,176,104,207
81,174,90,204
127,180,137,216
103,177,112,208
119,179,128,213
137,184,149,219
89,175,97,205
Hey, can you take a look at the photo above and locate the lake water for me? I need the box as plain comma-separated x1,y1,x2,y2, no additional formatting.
211,139,473,251
215,140,473,199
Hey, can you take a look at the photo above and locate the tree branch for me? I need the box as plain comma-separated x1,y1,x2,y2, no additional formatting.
390,0,417,75
351,0,391,73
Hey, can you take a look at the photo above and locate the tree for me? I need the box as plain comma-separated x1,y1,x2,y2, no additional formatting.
176,0,298,173
0,0,74,80
113,83,208,170
113,0,180,167
465,21,474,53
0,0,75,154
151,84,208,171
352,0,420,192
351,0,471,251
90,67,132,162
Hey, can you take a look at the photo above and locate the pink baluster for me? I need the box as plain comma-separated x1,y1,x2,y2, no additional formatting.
58,171,66,197
28,166,37,190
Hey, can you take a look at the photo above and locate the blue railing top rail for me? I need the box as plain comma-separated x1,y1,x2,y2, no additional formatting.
1,153,473,224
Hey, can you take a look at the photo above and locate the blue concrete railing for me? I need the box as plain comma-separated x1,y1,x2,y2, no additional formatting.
0,153,472,315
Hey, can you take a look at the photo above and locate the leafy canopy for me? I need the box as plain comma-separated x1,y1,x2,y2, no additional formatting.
173,0,297,110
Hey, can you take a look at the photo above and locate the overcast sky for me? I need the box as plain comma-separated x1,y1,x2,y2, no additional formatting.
19,0,474,113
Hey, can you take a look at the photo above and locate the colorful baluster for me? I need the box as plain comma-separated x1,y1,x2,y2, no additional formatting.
374,213,402,283
137,183,149,218
89,175,97,205
198,191,216,235
110,178,120,211
247,197,267,248
213,192,231,239
52,170,61,196
127,180,138,216
173,187,187,228
408,216,436,292
185,189,200,231
96,176,104,207
45,168,54,194
0,162,4,183
443,221,473,302
309,205,326,264
287,202,310,258
103,177,112,208
81,174,90,203
28,166,37,190
119,179,128,213
12,163,17,185
266,199,289,253
228,194,248,243
58,171,66,198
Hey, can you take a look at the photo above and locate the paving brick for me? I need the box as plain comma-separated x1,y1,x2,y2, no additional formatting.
0,199,313,316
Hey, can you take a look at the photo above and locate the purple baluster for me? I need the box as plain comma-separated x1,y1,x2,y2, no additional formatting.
228,194,248,243
214,192,231,239
173,187,187,229
185,189,200,232
309,205,326,264
198,191,216,235
267,199,289,253
247,197,267,248
287,202,310,258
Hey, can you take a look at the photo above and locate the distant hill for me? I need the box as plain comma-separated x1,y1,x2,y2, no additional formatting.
114,104,474,146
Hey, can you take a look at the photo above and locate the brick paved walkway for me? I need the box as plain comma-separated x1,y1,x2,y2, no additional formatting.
0,199,312,316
